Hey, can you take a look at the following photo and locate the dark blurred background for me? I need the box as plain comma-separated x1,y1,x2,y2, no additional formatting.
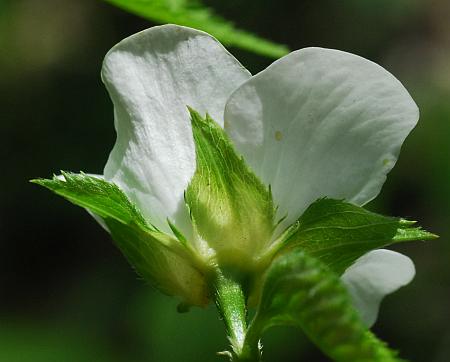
1,0,449,361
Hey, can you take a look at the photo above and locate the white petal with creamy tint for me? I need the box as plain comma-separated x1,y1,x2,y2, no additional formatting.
102,25,251,233
224,48,419,230
341,249,415,327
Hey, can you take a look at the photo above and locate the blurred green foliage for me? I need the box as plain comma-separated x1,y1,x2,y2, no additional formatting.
1,0,449,361
104,0,289,58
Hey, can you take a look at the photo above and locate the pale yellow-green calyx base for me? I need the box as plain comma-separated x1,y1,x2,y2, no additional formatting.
185,108,278,278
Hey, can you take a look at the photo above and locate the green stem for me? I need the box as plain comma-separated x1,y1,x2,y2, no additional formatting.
212,269,262,362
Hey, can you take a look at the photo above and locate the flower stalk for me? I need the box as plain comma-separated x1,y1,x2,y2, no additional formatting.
212,269,262,362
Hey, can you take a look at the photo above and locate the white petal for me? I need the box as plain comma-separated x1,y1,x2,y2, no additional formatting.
224,48,419,230
86,209,110,233
341,249,415,327
102,25,251,233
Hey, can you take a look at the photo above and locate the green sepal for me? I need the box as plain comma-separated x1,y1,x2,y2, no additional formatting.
185,108,277,269
246,248,406,362
105,218,209,306
31,172,209,306
278,198,437,275
31,171,153,231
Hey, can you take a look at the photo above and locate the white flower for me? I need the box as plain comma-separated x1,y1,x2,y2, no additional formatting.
100,24,418,326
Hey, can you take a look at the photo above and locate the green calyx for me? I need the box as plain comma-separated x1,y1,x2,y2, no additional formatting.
185,108,277,272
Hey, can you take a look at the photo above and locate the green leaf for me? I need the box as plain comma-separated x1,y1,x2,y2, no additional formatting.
103,0,289,58
279,198,436,275
31,172,209,306
185,109,276,269
246,248,405,362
